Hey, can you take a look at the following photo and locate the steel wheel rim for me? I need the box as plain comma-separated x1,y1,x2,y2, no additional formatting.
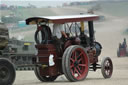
104,59,113,77
70,48,88,80
0,66,9,80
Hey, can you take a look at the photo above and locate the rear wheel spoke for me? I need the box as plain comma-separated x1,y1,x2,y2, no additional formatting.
70,64,74,68
75,68,81,76
72,51,77,61
73,67,76,74
76,66,82,73
70,58,75,63
77,52,83,59
74,52,77,61
78,58,82,63
79,64,87,67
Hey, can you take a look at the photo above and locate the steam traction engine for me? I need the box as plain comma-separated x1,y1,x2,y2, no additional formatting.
117,38,128,57
26,14,113,82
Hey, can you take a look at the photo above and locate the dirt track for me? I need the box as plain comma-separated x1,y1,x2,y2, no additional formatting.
14,57,128,85
13,7,128,85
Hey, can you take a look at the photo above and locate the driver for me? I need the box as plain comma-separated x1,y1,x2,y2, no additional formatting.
52,24,68,53
53,24,68,39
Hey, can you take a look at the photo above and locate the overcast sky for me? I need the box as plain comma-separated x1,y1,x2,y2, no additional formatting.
1,0,126,7
1,0,93,7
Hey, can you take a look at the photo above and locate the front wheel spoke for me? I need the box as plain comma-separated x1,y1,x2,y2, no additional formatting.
107,70,110,75
105,69,110,75
107,69,110,74
106,62,110,67
105,70,108,75
107,62,110,66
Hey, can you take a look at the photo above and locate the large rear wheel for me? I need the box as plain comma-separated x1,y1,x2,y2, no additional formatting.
0,58,16,85
62,45,89,82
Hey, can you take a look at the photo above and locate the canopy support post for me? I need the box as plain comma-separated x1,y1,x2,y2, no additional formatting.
88,21,94,46
80,21,84,35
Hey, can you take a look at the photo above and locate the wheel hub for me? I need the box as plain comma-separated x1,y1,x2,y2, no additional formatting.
105,66,110,70
0,67,9,79
74,61,78,67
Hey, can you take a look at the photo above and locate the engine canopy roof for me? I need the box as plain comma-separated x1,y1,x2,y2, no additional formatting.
26,14,99,25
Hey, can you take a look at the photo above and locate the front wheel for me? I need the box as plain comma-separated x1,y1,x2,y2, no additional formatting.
0,58,16,85
101,57,113,78
62,45,89,82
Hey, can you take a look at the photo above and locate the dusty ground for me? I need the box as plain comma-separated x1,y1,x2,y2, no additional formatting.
13,7,128,85
14,57,128,85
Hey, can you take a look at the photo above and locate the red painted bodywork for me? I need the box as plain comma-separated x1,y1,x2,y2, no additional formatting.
35,40,97,76
35,44,62,76
119,48,126,56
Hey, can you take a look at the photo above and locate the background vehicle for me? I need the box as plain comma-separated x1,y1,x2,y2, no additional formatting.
117,38,128,57
2,38,36,70
0,22,36,70
0,58,16,85
0,22,15,85
25,14,113,82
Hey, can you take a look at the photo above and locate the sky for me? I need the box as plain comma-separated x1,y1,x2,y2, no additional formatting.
1,0,126,7
1,0,93,7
